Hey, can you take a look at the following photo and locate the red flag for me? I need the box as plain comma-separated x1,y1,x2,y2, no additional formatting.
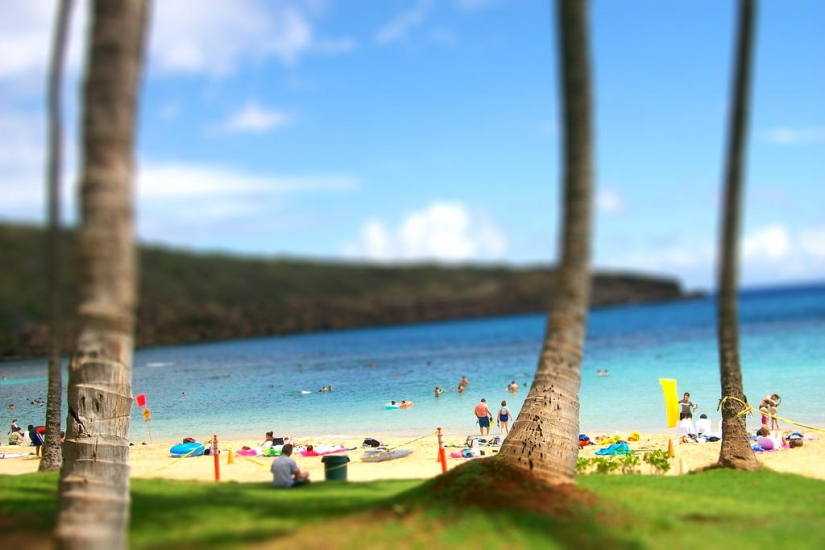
135,394,147,408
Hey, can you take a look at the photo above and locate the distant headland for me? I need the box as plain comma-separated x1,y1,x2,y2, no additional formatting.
0,223,701,360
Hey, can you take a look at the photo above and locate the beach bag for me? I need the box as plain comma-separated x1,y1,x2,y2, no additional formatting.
362,438,383,448
272,437,285,446
789,439,803,448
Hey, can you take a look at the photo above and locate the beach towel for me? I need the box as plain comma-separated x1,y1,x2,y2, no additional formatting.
594,442,631,456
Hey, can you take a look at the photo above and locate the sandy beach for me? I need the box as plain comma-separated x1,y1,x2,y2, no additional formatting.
2,430,823,484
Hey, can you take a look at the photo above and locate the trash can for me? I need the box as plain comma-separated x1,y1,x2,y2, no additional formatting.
321,454,350,481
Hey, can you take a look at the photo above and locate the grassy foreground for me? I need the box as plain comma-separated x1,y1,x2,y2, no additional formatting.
1,467,824,549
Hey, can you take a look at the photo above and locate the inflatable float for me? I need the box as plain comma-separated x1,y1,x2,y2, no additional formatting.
399,401,413,409
361,449,413,462
236,447,261,457
659,378,679,429
384,402,400,410
169,442,206,458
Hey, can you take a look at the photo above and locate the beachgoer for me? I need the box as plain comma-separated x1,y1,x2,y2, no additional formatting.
458,375,468,393
8,403,15,410
678,392,698,416
28,424,44,457
507,380,519,392
8,418,19,435
676,412,695,438
262,431,275,448
181,391,187,397
434,386,443,397
497,400,511,437
756,426,782,451
270,443,310,488
596,369,602,376
59,431,65,445
759,394,780,428
603,369,609,376
8,426,24,446
695,414,712,436
474,398,493,436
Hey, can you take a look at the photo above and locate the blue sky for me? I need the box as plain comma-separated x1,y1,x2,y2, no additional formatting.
1,1,823,291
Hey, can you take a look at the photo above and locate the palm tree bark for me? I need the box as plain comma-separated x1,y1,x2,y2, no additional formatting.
500,0,593,485
54,2,150,548
40,0,74,474
717,0,760,471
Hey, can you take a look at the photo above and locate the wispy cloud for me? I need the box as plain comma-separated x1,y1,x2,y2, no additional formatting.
210,103,296,134
762,127,825,145
343,202,506,263
374,0,433,45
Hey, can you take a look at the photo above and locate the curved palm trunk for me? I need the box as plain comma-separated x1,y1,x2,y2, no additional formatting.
500,0,593,485
40,0,75,474
55,2,149,548
717,0,759,471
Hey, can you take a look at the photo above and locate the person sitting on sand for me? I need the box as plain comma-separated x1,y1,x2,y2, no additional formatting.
8,426,24,446
695,414,713,436
262,431,275,448
676,412,696,438
756,426,782,451
270,444,310,488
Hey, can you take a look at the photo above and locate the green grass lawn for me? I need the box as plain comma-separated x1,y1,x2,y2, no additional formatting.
2,467,824,549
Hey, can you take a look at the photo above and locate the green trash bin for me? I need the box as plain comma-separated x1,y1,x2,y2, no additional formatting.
321,454,350,481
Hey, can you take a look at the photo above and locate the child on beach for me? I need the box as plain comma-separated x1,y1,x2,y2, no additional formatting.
678,392,698,416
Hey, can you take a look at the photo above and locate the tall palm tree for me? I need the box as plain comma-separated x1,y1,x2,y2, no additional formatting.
39,0,75,474
716,0,760,471
54,2,150,548
499,0,593,485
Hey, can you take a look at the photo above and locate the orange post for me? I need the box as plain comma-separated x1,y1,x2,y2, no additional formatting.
436,427,447,473
213,434,220,482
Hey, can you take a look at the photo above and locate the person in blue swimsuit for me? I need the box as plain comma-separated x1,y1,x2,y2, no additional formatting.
497,400,511,437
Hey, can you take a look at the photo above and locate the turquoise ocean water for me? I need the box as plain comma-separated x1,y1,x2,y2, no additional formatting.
1,283,823,443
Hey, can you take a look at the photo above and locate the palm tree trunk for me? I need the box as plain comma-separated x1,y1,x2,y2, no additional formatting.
500,0,593,485
717,0,760,471
54,2,150,548
40,0,74,474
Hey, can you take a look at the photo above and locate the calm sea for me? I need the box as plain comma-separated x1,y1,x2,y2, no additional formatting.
2,283,823,443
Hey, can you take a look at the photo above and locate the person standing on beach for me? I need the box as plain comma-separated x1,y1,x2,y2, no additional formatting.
497,400,511,437
474,398,493,436
678,392,698,416
759,394,781,430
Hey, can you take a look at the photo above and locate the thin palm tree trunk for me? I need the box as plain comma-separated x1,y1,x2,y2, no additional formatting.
55,2,150,548
717,0,760,471
40,0,75,474
500,0,593,485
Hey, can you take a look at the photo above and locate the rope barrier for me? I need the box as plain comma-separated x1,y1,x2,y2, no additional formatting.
719,395,825,434
133,444,204,477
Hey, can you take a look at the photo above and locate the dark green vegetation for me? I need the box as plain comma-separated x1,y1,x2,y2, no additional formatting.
2,462,824,549
0,223,692,360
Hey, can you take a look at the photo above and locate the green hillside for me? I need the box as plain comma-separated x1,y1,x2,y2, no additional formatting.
0,223,690,360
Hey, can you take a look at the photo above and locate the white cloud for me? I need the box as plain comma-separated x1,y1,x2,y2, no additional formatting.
211,103,296,134
344,202,507,263
597,188,623,215
742,224,790,261
138,163,357,200
150,0,311,75
762,127,825,145
374,0,433,45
